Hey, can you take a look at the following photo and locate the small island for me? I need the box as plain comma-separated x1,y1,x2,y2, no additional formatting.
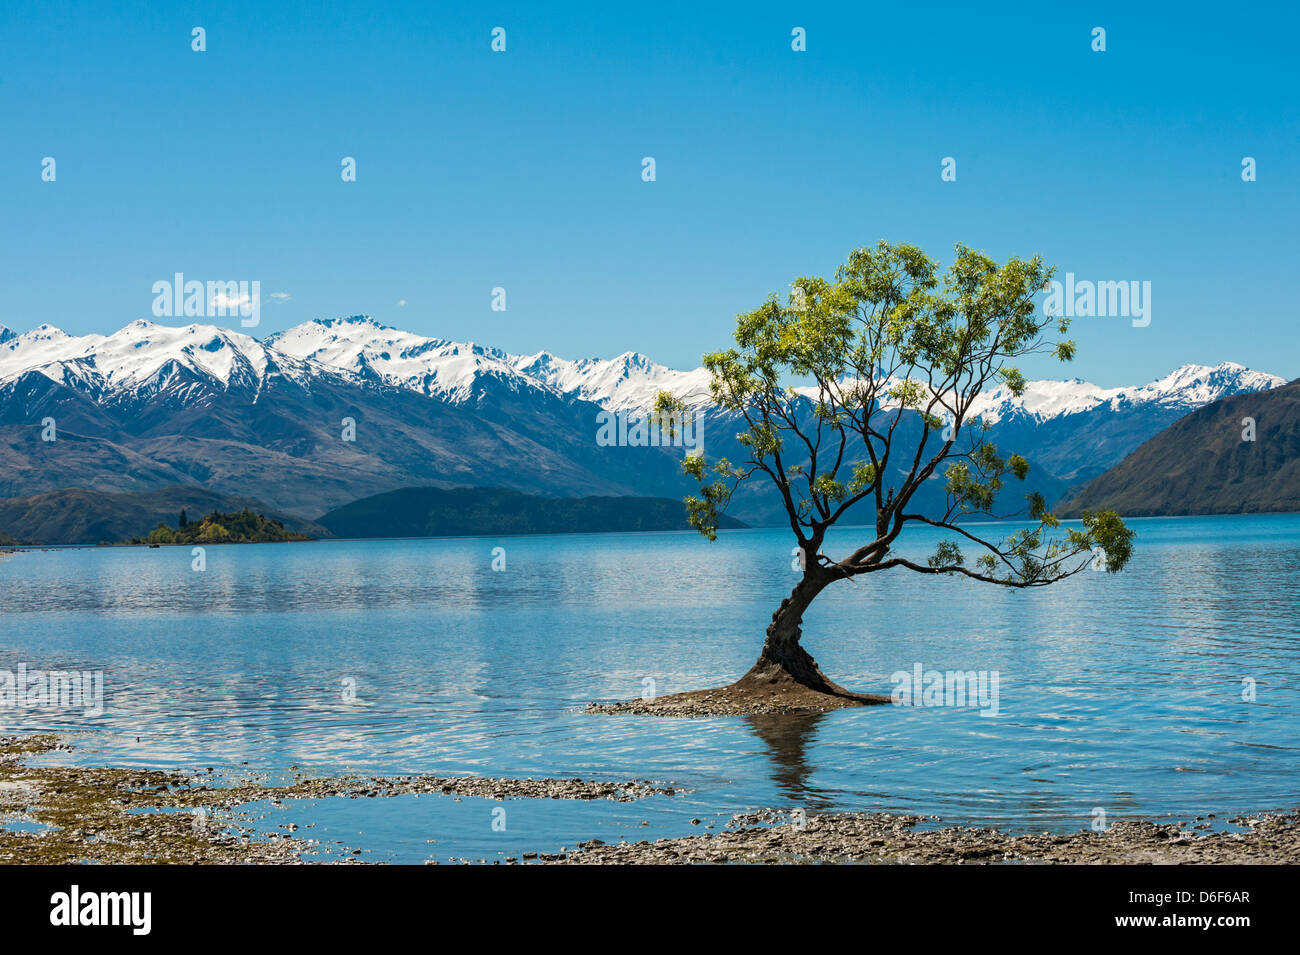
132,508,312,546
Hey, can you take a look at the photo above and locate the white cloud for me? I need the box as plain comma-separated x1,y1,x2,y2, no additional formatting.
210,290,256,311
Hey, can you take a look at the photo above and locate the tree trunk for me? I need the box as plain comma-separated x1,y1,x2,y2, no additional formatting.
733,567,857,696
587,557,891,714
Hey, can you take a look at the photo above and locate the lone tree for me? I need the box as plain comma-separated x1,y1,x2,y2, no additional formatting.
647,241,1134,713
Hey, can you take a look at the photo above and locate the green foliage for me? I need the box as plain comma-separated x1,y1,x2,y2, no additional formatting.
999,367,1028,397
928,540,964,571
678,455,749,541
142,509,307,545
1080,509,1137,573
848,462,877,493
651,391,690,439
671,239,1133,590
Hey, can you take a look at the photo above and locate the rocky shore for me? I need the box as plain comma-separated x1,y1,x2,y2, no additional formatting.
5,735,1296,864
557,809,1300,864
0,735,679,864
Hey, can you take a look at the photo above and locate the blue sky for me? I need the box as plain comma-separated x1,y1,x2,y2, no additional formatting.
1,1,1295,385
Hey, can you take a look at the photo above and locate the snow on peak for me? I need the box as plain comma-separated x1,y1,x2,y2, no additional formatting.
512,350,713,411
267,318,713,409
1140,361,1281,405
308,314,389,331
81,321,276,389
0,324,106,383
259,321,1287,418
967,361,1285,423
0,320,308,393
3,315,1284,425
266,318,525,403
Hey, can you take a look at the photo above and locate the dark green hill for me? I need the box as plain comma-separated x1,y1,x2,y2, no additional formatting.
1058,379,1300,516
0,485,328,545
318,486,748,539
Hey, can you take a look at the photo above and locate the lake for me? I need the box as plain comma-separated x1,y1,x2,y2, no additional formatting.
2,514,1298,862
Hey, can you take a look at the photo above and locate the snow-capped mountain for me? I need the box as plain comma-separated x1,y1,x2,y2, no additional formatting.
0,315,1287,523
0,318,695,517
0,319,319,402
263,316,532,404
792,363,1283,422
510,350,715,411
0,323,106,378
10,315,1276,425
966,363,1285,424
952,363,1286,484
264,315,715,411
1058,377,1300,517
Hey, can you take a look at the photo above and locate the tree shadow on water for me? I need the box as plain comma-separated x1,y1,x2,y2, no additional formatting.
742,710,839,810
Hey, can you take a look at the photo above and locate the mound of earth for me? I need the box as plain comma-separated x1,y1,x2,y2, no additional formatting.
588,664,892,717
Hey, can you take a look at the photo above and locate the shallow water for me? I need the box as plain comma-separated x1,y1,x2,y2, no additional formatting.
2,514,1297,860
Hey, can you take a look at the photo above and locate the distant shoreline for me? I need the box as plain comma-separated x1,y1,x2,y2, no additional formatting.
3,509,1298,552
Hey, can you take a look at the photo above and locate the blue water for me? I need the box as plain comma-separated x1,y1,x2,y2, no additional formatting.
2,514,1298,861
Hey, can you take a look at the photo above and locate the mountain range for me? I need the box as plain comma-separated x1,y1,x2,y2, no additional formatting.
1060,378,1300,516
0,315,1286,529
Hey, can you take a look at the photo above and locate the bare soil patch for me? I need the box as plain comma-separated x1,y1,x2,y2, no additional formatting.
588,665,892,716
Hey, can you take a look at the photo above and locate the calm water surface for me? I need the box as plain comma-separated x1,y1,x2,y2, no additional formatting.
2,514,1297,861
